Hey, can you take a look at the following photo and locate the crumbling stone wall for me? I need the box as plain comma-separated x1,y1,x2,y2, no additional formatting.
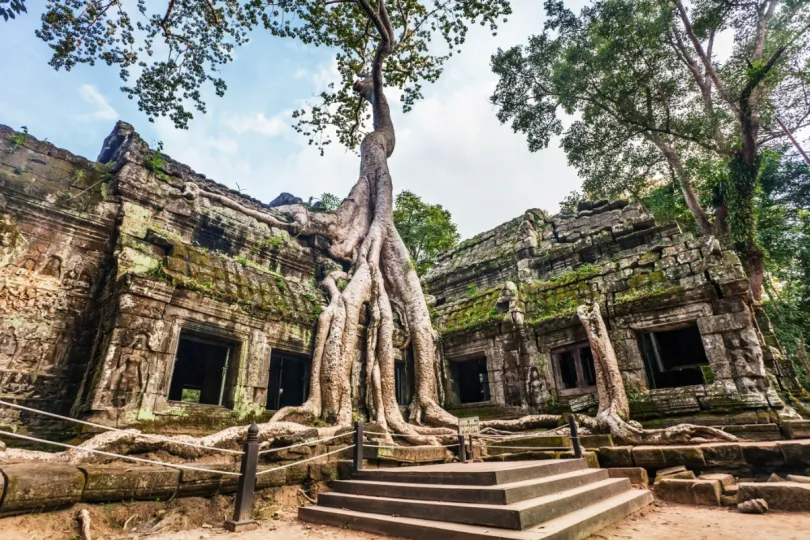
426,199,796,424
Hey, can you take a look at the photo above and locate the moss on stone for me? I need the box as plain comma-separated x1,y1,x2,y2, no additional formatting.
435,286,503,335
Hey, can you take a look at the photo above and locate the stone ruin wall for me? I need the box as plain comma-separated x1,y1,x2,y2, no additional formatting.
425,200,799,429
0,122,800,441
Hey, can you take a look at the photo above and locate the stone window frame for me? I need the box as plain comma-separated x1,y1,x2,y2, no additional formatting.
162,319,246,410
550,341,597,397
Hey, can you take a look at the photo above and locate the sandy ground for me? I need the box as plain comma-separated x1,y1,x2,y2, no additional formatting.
3,499,810,539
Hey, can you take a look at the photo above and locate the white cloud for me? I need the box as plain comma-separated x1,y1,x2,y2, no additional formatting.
78,84,118,121
205,136,239,154
293,68,308,79
226,113,288,136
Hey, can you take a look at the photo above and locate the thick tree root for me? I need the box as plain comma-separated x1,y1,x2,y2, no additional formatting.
0,421,321,464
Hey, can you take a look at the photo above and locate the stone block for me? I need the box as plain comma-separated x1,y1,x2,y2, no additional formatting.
655,471,696,483
632,446,665,468
255,466,286,489
703,444,745,467
738,482,810,511
697,312,749,334
79,465,179,502
608,467,649,488
699,473,735,487
177,464,239,497
655,478,721,506
0,464,85,515
742,443,785,467
720,494,738,507
722,424,782,441
662,446,706,468
778,441,810,466
781,420,810,440
580,434,613,448
308,463,339,482
598,446,634,468
285,463,309,485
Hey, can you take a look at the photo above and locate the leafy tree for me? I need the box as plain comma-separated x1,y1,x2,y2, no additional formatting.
491,0,810,300
23,0,511,436
393,190,459,275
319,193,341,212
0,0,26,22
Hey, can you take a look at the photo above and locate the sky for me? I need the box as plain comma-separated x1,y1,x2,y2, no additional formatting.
0,1,586,239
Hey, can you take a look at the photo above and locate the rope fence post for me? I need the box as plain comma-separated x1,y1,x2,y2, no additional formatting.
568,415,582,459
225,422,259,533
457,434,467,462
353,420,364,473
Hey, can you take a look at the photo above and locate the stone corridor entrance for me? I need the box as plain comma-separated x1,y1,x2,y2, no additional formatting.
168,331,233,406
267,351,310,410
451,357,491,404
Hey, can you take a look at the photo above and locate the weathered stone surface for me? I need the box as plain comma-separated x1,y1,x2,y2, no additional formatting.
632,447,665,468
781,420,810,440
699,473,735,487
738,498,768,514
608,467,649,488
655,471,696,482
786,475,810,484
0,464,85,515
739,483,810,511
703,444,745,467
598,446,634,468
777,440,810,466
655,478,721,506
79,465,179,501
768,473,785,483
661,446,706,468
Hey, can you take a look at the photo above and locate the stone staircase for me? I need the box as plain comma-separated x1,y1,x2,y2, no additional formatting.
300,460,653,539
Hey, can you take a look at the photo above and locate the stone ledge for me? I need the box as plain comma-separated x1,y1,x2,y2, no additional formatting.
0,463,85,516
738,482,810,511
654,478,721,506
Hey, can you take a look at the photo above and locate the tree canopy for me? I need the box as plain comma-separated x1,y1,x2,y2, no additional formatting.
393,190,459,276
29,0,510,153
492,0,810,300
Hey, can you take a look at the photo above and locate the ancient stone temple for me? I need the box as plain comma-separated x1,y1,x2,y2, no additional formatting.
0,122,800,441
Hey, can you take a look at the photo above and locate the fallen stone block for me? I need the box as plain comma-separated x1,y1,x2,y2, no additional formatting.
724,484,739,495
79,465,179,502
0,464,85,515
768,473,785,483
655,471,695,483
721,494,738,507
738,498,768,514
739,482,810,511
607,467,648,488
786,475,810,484
655,478,721,506
699,473,735,487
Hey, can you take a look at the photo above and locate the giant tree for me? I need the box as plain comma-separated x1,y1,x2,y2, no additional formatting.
491,0,810,300
28,0,511,443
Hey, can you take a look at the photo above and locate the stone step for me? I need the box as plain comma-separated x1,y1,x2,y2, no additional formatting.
300,488,653,540
351,459,587,486
333,468,609,505
317,477,631,530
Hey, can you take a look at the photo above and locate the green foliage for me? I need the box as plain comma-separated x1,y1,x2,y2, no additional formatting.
1,0,27,22
466,284,478,297
31,0,511,151
393,190,460,276
559,191,584,214
6,126,28,153
181,388,201,403
319,192,341,212
145,142,168,181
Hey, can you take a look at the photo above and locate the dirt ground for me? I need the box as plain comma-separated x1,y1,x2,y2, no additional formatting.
3,499,810,539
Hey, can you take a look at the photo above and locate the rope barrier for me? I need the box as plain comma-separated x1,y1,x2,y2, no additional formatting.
257,431,353,455
485,445,571,451
477,428,564,441
255,444,355,476
363,431,453,438
0,399,243,455
363,443,460,449
0,430,243,476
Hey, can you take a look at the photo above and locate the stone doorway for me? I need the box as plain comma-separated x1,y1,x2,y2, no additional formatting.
168,330,234,406
450,357,490,404
267,350,310,410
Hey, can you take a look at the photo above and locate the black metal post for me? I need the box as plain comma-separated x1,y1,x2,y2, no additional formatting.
568,415,582,459
224,422,259,532
353,420,364,473
467,435,474,463
457,434,467,462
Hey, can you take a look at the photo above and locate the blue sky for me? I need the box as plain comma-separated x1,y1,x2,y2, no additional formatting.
0,1,585,239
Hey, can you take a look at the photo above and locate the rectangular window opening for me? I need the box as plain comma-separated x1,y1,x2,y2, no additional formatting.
267,350,311,410
639,323,710,389
168,330,234,407
451,357,490,404
552,341,597,396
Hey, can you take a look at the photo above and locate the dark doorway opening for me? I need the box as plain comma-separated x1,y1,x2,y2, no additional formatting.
395,361,413,406
267,350,310,410
552,341,597,396
639,324,710,389
168,331,233,406
451,357,490,404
